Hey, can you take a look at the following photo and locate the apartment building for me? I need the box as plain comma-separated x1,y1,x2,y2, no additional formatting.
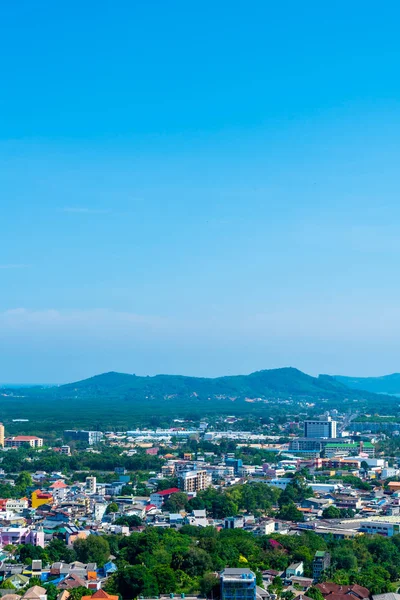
5,436,43,448
313,551,331,582
85,476,97,494
220,569,256,600
0,422,4,447
179,469,210,492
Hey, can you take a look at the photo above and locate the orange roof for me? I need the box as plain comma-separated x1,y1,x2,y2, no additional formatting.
82,591,118,600
50,480,68,489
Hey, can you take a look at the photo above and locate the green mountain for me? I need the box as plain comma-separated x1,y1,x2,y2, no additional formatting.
334,373,400,396
51,367,380,402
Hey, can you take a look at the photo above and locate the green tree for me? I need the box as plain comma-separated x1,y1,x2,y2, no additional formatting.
200,573,220,598
73,535,110,567
153,565,177,593
307,587,325,600
106,502,119,514
163,492,189,512
277,502,304,522
322,505,341,519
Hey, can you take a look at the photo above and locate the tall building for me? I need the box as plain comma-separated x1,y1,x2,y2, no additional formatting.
220,569,256,600
304,417,337,439
179,469,211,492
85,476,97,494
0,423,4,447
313,551,331,582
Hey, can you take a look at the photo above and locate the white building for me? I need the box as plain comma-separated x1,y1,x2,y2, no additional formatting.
304,418,337,439
85,476,97,494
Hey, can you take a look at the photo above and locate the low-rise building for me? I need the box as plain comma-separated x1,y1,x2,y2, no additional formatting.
5,436,43,448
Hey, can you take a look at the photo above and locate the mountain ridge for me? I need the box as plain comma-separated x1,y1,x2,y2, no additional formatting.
42,366,386,403
334,373,400,396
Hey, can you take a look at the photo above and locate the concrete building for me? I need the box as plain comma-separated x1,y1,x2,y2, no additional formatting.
224,516,244,529
5,435,43,448
304,418,337,439
313,551,331,582
220,568,256,600
286,562,304,578
64,430,103,445
0,422,4,447
150,487,181,508
85,476,97,494
179,469,210,492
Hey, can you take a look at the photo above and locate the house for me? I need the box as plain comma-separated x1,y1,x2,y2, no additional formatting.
4,574,29,590
57,574,87,590
316,583,370,600
286,562,304,578
149,488,181,508
186,509,208,527
23,586,47,600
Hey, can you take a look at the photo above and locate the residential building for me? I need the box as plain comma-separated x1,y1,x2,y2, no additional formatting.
50,480,69,502
304,418,337,439
0,422,4,447
286,562,304,578
31,490,53,509
85,477,97,494
60,445,71,455
5,497,29,512
0,527,45,547
224,516,244,529
150,487,181,508
179,469,210,492
316,583,370,600
5,436,43,448
313,551,331,582
220,568,257,600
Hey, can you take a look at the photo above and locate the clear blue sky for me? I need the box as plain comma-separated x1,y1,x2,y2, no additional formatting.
2,1,400,383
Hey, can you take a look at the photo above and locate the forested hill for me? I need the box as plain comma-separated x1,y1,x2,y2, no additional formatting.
42,367,386,403
334,373,400,396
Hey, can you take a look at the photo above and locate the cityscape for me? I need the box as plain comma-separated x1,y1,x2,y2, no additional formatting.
1,405,400,600
2,2,400,600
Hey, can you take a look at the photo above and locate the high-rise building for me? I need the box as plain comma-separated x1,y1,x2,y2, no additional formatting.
85,476,97,494
220,569,256,600
179,469,211,492
304,417,337,439
0,423,4,447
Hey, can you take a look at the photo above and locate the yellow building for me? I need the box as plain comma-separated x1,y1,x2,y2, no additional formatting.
0,423,4,447
31,489,53,509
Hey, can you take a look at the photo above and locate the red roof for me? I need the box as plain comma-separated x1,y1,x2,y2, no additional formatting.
145,504,157,511
316,584,370,599
6,435,41,441
155,487,181,496
50,480,68,489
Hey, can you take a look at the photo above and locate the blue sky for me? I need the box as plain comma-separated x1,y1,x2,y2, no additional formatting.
2,1,400,382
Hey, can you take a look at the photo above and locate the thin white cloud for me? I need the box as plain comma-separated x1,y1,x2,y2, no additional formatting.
61,207,111,214
0,264,29,269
